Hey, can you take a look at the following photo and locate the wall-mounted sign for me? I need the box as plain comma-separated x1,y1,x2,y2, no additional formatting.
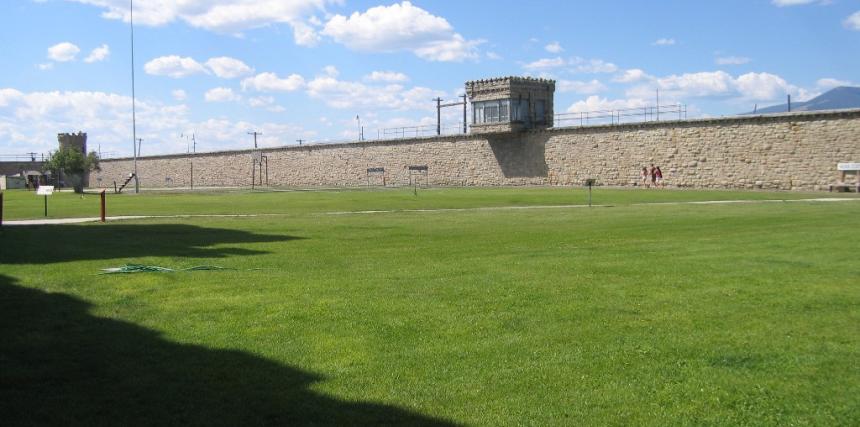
837,162,860,171
408,165,428,171
367,167,385,173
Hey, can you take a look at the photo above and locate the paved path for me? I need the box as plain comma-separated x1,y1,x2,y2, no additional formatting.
2,197,857,225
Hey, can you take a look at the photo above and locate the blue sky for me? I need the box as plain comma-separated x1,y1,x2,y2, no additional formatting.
1,0,858,157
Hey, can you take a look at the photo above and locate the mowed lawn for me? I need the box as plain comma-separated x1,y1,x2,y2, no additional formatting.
1,188,858,425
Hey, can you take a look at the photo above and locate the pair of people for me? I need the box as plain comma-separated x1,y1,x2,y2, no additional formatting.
640,165,663,188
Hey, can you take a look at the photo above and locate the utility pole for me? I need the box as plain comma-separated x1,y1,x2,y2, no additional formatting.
296,139,305,146
462,94,468,134
136,138,143,157
247,131,262,148
130,0,139,193
355,115,362,141
438,97,467,135
434,97,443,136
28,152,37,162
787,94,792,112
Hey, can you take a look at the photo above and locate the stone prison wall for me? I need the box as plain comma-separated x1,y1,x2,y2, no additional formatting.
92,109,860,191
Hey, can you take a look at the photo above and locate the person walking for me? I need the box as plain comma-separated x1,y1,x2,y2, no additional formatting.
655,166,664,188
641,167,649,188
649,164,656,188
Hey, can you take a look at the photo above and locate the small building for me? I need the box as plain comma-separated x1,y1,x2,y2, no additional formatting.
466,76,555,135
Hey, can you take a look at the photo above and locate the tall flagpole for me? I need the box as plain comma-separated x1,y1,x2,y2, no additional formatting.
130,0,139,193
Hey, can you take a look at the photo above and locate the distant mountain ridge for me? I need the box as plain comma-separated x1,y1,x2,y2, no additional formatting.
745,86,860,115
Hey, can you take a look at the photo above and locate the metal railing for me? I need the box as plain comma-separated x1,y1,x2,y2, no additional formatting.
379,122,467,140
554,104,687,128
0,153,45,162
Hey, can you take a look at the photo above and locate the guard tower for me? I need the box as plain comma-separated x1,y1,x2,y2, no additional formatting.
58,132,87,154
466,76,555,135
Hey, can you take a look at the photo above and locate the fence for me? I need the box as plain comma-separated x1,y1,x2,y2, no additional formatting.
379,123,468,140
554,104,687,128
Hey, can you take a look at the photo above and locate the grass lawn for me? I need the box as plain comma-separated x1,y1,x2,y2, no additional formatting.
1,188,858,425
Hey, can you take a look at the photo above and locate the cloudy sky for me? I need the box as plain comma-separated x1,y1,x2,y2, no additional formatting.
1,0,858,157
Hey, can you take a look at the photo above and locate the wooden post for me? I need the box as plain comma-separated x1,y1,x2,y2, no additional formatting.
100,190,106,222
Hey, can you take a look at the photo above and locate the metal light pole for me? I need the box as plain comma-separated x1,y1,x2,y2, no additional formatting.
130,0,139,193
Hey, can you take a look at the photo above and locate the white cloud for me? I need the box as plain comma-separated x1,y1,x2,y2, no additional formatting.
571,57,618,74
544,42,563,53
566,96,648,113
486,51,502,60
204,87,240,102
0,88,24,107
0,87,313,155
771,0,829,6
321,65,339,78
205,57,254,79
557,79,607,95
322,1,481,62
247,96,286,112
523,57,566,71
715,56,751,65
291,20,321,46
66,0,339,45
306,76,444,110
613,69,653,83
733,72,795,101
652,38,676,46
144,55,208,78
171,89,187,101
626,70,807,102
365,71,409,83
845,11,860,30
816,78,855,89
47,42,80,62
241,72,305,92
84,44,110,63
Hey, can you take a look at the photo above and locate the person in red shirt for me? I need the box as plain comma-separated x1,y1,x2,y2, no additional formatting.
655,166,664,188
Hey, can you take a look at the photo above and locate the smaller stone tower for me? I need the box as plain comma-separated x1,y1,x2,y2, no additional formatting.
466,77,555,135
58,131,87,154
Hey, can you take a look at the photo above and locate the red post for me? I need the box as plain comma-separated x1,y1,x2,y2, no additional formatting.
100,190,106,223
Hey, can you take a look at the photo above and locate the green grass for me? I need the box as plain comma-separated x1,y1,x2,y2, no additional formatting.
1,186,853,220
1,188,858,425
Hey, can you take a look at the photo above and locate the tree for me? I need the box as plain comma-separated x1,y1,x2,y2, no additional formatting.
43,147,101,193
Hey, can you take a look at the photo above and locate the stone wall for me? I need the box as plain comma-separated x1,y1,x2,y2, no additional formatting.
92,109,860,191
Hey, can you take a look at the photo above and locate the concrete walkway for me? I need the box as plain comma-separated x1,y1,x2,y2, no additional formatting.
2,197,856,226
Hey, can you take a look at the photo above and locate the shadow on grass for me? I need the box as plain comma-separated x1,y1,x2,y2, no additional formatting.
0,275,458,426
0,224,303,264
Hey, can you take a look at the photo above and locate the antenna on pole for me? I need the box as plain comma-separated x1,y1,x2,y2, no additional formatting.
247,131,262,148
130,0,139,193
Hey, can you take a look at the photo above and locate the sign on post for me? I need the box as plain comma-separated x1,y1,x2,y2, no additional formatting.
837,162,860,171
37,185,55,217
